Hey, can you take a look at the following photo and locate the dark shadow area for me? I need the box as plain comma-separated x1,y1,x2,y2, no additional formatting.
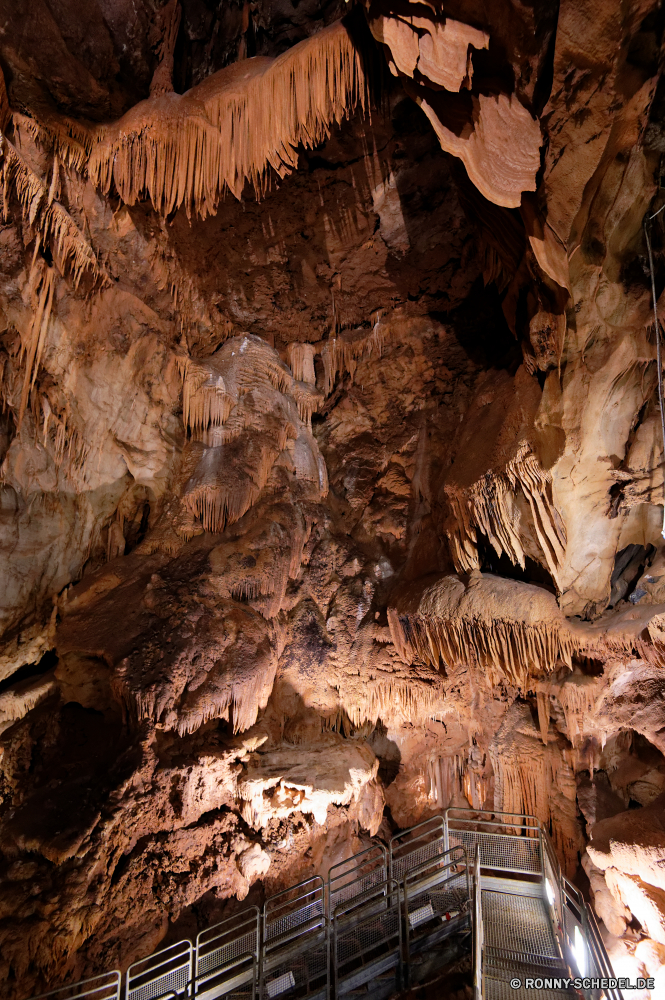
477,533,557,592
0,648,58,697
131,71,482,355
609,543,655,607
433,278,523,373
367,720,401,786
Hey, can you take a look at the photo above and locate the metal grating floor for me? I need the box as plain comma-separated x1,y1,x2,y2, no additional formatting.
449,831,541,875
484,979,578,1000
482,891,559,961
481,887,577,999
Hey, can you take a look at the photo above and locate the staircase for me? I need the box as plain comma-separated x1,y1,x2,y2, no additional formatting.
25,810,623,1000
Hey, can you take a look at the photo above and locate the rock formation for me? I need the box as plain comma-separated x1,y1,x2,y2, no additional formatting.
0,0,665,995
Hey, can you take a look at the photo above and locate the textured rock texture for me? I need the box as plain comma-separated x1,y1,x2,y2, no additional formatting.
1,0,665,996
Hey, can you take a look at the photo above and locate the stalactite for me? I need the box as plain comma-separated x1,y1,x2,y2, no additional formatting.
0,672,57,734
538,673,604,747
87,20,368,219
38,393,89,479
18,264,55,430
490,701,582,875
388,573,577,689
1,140,106,288
13,112,91,172
536,688,550,745
317,314,398,394
391,580,665,697
443,441,566,589
334,672,448,730
286,342,316,385
178,336,325,535
175,645,277,736
388,608,575,687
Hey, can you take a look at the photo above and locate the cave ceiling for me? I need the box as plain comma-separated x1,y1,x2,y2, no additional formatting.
1,0,665,996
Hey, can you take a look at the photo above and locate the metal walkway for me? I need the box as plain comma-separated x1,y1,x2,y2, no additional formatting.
26,809,622,1000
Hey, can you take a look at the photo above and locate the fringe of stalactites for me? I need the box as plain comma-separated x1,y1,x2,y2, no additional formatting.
444,441,566,590
330,672,448,732
112,651,276,737
535,673,601,747
388,607,574,688
88,20,368,219
184,471,270,535
40,394,90,475
13,112,91,172
176,665,276,736
17,264,55,430
181,359,234,437
1,140,107,289
320,313,395,393
179,348,322,440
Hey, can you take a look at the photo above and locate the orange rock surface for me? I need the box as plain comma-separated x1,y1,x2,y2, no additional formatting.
0,0,665,995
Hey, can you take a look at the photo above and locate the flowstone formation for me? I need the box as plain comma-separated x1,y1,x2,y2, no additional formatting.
1,0,665,995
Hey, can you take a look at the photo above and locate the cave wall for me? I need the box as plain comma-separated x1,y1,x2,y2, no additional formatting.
1,0,665,995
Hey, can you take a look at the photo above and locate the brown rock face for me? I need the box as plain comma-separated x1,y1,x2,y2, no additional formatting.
1,0,665,995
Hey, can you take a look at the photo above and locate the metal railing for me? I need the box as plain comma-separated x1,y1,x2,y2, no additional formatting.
389,814,445,883
262,878,328,1000
332,877,401,1000
126,941,194,1000
446,808,541,879
559,872,623,1000
402,844,470,983
25,973,122,1000
25,808,622,1000
195,907,260,1000
327,843,387,916
449,808,624,1000
473,846,482,1000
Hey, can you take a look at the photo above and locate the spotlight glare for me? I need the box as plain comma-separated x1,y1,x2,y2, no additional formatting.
545,878,555,906
573,924,587,977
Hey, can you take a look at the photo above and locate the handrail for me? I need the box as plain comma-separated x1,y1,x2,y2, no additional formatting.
472,844,482,1000
445,807,540,834
24,810,626,1000
585,906,624,1000
24,973,122,1000
401,846,471,924
453,810,624,1000
400,843,466,884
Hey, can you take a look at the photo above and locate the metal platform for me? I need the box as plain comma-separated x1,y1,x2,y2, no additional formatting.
24,809,623,1000
480,889,575,999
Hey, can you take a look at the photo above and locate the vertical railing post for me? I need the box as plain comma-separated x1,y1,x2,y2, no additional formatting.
402,872,410,989
473,844,482,1000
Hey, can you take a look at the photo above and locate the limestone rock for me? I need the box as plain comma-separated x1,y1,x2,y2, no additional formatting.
605,869,665,945
1,0,665,992
237,733,379,828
